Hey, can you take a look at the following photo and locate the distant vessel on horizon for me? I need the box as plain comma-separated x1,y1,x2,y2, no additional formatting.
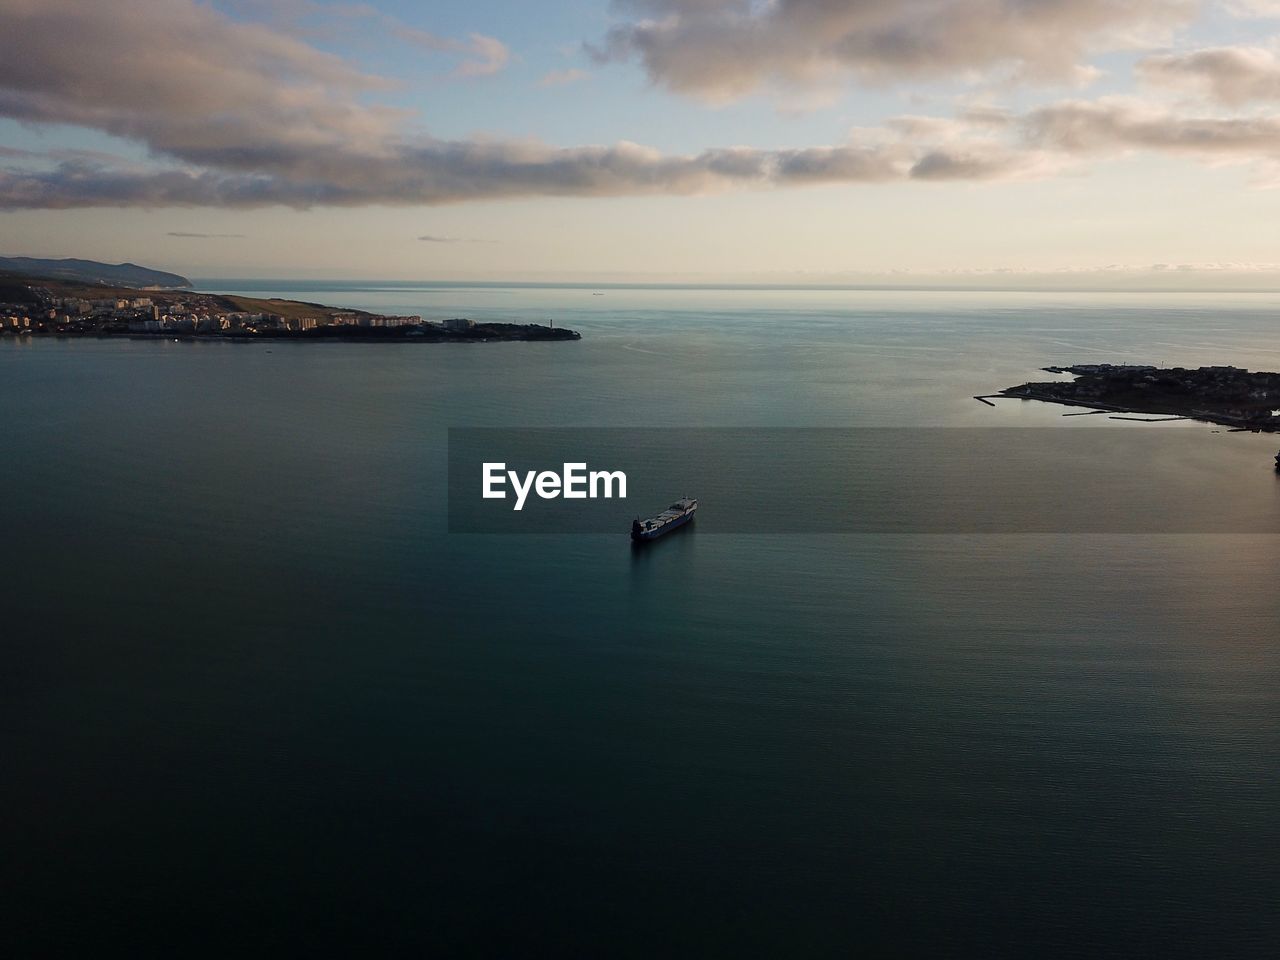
631,498,697,541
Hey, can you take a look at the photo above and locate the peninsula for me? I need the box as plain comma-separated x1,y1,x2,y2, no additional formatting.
987,363,1280,431
0,271,579,342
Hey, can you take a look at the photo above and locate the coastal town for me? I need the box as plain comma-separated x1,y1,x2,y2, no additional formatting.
989,363,1280,431
0,289,414,336
0,277,579,342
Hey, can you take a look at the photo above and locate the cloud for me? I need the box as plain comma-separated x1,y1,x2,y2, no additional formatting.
0,142,870,209
0,1,1070,212
591,0,1194,102
1023,97,1280,156
225,0,511,78
2,0,1278,210
0,0,403,174
393,26,510,78
1138,46,1280,104
908,146,1060,181
451,34,511,78
539,68,590,88
418,235,498,244
15,89,1280,209
166,231,246,238
1223,1,1280,16
0,129,1058,210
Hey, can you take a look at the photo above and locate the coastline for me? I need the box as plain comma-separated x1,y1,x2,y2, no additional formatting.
987,363,1280,432
6,325,581,344
0,271,580,342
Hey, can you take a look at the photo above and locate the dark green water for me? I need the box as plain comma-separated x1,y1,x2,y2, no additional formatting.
3,286,1278,956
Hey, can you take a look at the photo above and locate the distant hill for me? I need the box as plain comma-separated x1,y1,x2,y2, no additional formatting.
0,257,191,289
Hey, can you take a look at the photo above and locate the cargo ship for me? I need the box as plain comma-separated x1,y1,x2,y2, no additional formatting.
631,498,697,541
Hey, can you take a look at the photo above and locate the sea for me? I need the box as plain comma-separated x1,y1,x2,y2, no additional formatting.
3,283,1278,957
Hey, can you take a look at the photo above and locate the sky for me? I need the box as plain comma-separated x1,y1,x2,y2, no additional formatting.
5,0,1280,283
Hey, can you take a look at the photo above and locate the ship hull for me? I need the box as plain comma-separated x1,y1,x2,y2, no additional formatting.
631,509,694,541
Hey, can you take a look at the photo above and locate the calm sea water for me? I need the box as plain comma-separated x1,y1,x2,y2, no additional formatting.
3,284,1278,956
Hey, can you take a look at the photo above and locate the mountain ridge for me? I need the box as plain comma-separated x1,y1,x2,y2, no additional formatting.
0,257,191,289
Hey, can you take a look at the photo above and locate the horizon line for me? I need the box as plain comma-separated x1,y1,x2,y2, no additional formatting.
188,277,1280,295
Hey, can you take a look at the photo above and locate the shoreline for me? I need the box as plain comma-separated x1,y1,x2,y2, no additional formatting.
1,271,580,342
2,326,582,344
